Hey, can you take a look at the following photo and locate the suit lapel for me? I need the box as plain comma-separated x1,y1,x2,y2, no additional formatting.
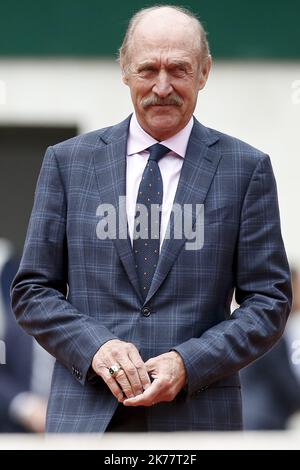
93,116,143,302
145,119,222,304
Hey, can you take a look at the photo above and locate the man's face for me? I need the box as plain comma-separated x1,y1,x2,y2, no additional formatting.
122,17,211,140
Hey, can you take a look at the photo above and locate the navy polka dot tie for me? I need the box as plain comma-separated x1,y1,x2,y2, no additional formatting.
133,143,170,300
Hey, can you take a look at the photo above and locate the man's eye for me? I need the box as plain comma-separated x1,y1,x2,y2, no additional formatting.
173,67,186,75
139,68,156,76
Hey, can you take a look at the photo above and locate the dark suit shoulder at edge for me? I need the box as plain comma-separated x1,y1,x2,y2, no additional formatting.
206,125,268,160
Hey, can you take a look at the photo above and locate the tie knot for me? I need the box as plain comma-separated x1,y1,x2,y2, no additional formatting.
147,143,170,163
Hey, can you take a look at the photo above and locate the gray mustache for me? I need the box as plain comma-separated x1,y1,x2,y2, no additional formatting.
141,94,183,108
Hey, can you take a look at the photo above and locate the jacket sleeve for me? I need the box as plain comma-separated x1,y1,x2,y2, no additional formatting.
173,155,292,395
11,147,118,385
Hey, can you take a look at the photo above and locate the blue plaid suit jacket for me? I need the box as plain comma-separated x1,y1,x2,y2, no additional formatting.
11,115,292,432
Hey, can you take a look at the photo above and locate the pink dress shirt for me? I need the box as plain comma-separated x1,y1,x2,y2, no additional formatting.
126,113,194,250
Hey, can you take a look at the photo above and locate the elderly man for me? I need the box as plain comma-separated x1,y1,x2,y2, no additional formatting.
11,5,291,432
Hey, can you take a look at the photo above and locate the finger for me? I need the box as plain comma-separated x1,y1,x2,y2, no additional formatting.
100,368,125,403
129,349,151,391
123,379,161,407
113,367,136,399
105,354,135,399
145,357,156,370
117,358,144,396
94,341,141,399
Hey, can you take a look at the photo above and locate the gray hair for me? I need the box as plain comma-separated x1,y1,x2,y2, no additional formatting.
119,5,210,74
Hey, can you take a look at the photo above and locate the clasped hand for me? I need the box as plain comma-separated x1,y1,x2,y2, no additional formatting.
92,339,187,406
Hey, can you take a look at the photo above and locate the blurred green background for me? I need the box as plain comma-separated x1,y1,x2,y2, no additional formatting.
0,0,299,58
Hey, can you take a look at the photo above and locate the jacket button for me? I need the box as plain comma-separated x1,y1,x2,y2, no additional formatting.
141,307,151,317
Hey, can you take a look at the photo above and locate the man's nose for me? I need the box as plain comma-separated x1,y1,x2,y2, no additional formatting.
152,70,173,97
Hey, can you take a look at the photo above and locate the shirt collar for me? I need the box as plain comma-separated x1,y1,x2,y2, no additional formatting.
127,113,194,158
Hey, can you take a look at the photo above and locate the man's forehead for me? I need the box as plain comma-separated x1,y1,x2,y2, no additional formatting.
131,40,198,63
132,12,198,50
132,28,196,49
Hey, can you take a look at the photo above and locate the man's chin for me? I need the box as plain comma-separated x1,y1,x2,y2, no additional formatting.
136,109,183,138
146,116,182,139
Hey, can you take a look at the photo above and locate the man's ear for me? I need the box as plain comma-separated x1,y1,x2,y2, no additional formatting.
198,54,212,91
122,71,129,86
120,60,130,85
